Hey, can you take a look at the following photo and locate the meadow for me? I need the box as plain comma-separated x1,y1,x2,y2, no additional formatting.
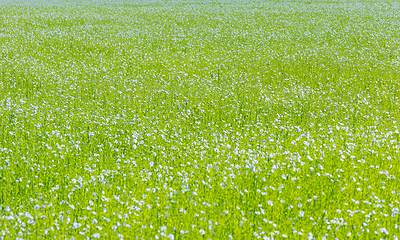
1,0,400,239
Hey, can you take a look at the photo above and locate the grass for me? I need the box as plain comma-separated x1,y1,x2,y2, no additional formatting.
1,0,400,239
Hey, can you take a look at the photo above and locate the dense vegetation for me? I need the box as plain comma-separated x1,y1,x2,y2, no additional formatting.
1,0,400,239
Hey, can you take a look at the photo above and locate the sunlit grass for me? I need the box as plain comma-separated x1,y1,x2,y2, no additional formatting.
1,0,400,239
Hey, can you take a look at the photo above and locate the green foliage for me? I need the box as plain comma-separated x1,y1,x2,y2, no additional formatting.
1,0,400,239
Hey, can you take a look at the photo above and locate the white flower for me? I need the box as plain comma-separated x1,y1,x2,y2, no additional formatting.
380,228,389,235
308,232,313,240
199,229,205,235
161,226,167,231
93,233,100,238
73,222,81,229
167,234,174,240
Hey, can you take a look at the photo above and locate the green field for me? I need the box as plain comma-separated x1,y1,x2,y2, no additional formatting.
1,0,400,239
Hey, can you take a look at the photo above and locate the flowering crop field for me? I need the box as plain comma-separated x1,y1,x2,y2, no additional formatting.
1,0,400,239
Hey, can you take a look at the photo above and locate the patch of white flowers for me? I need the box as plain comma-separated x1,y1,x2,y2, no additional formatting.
0,0,400,239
